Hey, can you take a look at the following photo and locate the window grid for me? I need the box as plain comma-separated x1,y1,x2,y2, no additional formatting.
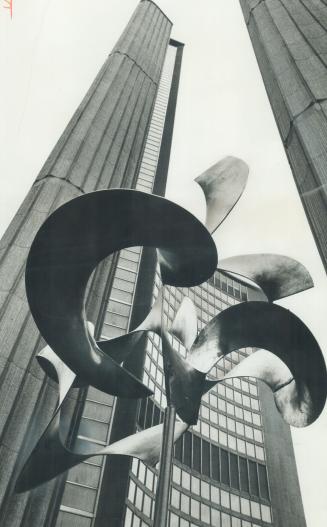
126,266,274,526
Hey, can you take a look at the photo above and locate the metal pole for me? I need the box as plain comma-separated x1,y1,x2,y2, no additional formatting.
153,404,176,527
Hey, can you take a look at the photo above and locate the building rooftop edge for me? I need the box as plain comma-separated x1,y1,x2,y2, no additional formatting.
141,0,173,26
169,38,185,48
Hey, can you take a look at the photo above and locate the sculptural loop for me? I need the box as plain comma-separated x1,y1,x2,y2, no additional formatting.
26,189,217,397
17,158,326,527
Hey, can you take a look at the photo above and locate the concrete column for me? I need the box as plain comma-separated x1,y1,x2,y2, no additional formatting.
240,0,327,274
0,2,172,525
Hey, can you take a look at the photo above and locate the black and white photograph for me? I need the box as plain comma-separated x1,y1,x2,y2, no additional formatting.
0,1,326,526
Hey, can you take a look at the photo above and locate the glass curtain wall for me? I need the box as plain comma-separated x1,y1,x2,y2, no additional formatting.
124,271,273,527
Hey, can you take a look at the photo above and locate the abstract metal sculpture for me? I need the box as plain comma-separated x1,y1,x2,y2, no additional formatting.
195,156,249,234
25,189,217,397
15,156,326,527
218,253,313,301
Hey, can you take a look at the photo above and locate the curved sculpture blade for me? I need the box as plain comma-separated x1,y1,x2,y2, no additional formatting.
223,349,310,426
15,402,188,492
97,332,145,365
98,291,163,365
136,287,163,334
37,321,97,391
37,346,79,401
202,375,224,395
161,332,205,425
188,301,326,426
171,296,198,350
195,156,248,234
15,410,85,493
26,190,217,397
103,421,188,467
219,254,313,301
38,333,149,392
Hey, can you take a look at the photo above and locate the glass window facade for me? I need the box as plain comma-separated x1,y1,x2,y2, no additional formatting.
124,269,273,527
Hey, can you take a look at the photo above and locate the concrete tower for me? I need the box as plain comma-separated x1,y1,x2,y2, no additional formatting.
0,2,175,525
239,0,327,274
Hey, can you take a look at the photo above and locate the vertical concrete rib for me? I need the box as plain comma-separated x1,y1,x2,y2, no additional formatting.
240,0,327,273
0,2,172,526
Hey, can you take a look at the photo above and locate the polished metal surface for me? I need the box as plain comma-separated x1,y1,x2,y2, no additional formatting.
26,190,217,397
223,349,311,427
20,172,327,499
153,406,177,527
188,301,326,426
161,331,205,425
171,296,198,350
16,334,187,492
97,291,163,365
37,321,96,390
15,402,187,492
195,156,248,234
37,345,79,396
219,253,313,301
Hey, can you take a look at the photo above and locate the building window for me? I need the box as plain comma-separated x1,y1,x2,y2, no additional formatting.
239,457,249,493
261,504,272,523
221,489,230,509
171,488,180,509
191,475,200,495
230,453,239,490
200,503,211,524
258,464,269,500
212,445,220,481
240,497,250,516
191,498,200,519
221,449,230,486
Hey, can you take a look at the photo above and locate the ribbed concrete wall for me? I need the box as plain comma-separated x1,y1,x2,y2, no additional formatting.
240,0,327,273
0,2,171,525
259,382,307,527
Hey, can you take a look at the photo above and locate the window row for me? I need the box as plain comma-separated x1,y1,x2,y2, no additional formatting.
173,433,270,500
131,459,157,493
145,341,164,369
142,356,263,452
173,465,268,507
170,487,272,523
145,321,259,410
143,373,167,408
124,507,150,527
192,421,265,461
128,481,153,519
205,391,262,427
223,376,258,396
205,385,259,413
61,480,97,515
101,249,142,338
203,386,260,412
200,409,263,444
165,288,234,320
138,397,164,430
66,460,102,492
169,510,267,527
127,462,271,525
57,508,93,527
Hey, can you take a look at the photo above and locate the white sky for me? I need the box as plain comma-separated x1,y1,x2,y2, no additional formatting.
0,1,326,525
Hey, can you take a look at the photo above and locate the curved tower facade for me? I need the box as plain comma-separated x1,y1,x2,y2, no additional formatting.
123,269,306,527
239,0,327,274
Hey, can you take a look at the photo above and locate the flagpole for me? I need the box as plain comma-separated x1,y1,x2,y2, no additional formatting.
153,404,176,527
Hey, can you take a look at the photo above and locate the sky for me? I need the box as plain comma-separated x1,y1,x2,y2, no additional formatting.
0,1,326,525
